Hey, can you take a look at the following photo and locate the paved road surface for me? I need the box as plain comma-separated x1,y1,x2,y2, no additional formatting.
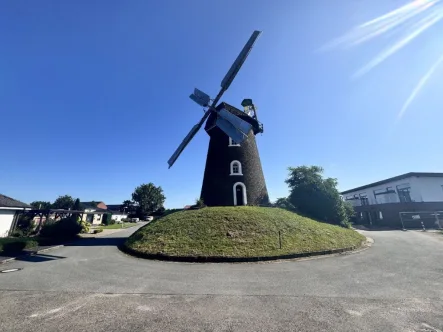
1,225,442,331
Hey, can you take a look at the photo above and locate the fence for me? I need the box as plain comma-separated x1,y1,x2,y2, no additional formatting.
399,211,443,230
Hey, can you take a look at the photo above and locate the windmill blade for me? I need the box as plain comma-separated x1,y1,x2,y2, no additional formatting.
220,30,262,91
167,111,211,168
189,88,210,107
217,108,253,135
215,117,249,144
215,108,253,143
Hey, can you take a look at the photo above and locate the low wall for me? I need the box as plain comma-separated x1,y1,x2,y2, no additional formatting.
353,202,443,228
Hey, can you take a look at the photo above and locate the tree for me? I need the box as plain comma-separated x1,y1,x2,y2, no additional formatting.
274,197,295,211
72,198,81,211
285,166,352,227
51,195,75,210
30,201,51,210
132,183,166,217
121,199,135,213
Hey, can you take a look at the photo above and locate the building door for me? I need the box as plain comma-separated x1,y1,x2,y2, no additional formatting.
236,186,244,206
233,182,247,206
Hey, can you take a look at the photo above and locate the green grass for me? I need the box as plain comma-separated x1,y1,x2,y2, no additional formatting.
98,223,137,230
125,207,366,258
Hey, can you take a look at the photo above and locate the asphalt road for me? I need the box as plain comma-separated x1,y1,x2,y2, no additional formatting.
1,225,442,332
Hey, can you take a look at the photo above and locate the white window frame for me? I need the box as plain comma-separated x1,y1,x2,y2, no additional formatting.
230,160,243,176
229,137,240,147
233,182,247,206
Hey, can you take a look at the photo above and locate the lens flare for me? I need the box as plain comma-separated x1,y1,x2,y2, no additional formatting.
321,0,443,119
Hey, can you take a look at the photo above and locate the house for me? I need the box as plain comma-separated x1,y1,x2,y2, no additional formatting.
0,194,31,237
341,172,443,228
80,201,108,225
106,204,128,223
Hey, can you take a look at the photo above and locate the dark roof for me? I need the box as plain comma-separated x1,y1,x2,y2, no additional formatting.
106,204,122,212
0,194,31,209
80,201,101,209
341,172,443,194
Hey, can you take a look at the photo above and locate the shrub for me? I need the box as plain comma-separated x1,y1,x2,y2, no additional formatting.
93,229,103,234
0,238,39,253
273,198,296,211
102,213,115,226
286,166,354,227
39,216,82,239
14,215,36,237
79,218,91,234
195,198,206,208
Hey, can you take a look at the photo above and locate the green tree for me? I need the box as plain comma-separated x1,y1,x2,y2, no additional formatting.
51,195,75,210
285,166,352,227
274,197,295,211
30,201,51,210
121,199,135,213
72,198,81,211
132,183,166,217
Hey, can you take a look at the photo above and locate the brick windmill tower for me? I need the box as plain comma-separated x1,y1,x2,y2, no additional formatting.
167,31,269,206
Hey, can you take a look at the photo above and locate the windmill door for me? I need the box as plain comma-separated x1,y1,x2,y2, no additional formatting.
236,185,245,206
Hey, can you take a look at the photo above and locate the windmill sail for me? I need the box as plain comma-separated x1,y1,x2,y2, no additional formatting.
217,108,253,135
215,117,248,144
215,108,253,143
167,111,210,168
220,30,262,91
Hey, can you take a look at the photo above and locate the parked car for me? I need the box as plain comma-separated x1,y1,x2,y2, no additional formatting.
144,216,154,222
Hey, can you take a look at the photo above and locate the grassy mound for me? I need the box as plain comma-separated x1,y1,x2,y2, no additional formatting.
125,207,365,259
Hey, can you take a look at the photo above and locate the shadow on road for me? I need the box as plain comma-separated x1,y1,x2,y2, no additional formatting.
15,253,66,263
65,237,127,247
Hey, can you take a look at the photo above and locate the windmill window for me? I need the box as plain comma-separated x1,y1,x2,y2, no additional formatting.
230,160,243,175
229,137,240,147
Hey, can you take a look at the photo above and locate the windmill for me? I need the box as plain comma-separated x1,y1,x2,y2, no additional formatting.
168,30,269,207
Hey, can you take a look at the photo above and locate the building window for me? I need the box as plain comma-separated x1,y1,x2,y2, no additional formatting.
230,160,243,175
359,193,369,206
373,187,397,204
229,137,240,147
397,184,412,203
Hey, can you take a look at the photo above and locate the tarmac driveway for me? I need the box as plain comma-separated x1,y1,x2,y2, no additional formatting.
0,226,442,331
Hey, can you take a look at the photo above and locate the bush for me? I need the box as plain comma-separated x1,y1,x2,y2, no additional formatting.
79,219,91,234
286,166,354,227
39,216,82,239
14,215,36,237
195,198,206,208
273,198,296,211
0,238,39,253
93,229,103,234
102,213,115,226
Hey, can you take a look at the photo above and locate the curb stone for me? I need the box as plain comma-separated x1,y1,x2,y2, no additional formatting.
119,237,371,263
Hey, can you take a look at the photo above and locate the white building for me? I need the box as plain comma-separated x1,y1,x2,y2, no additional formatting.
341,172,443,207
0,194,31,237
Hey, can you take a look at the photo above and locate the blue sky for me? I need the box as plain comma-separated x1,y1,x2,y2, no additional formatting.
1,0,442,208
